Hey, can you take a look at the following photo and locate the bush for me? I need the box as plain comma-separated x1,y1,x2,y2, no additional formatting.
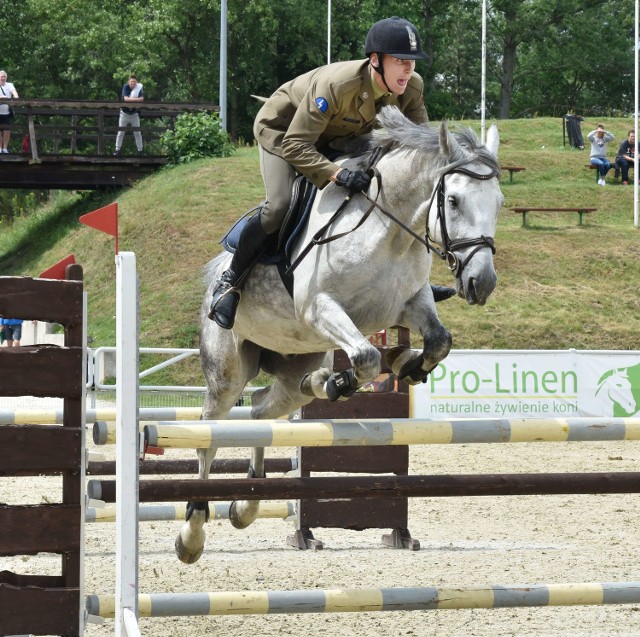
161,111,235,164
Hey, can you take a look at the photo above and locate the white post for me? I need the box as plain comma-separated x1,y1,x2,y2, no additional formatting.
115,252,140,637
634,0,638,227
327,0,332,64
220,0,228,131
480,0,487,144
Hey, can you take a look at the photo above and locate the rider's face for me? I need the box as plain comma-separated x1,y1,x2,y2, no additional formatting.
372,54,416,96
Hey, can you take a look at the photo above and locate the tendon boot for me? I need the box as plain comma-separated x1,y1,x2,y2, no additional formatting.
431,285,456,302
208,214,271,329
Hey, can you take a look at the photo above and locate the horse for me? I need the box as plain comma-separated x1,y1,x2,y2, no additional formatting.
596,368,637,416
175,106,504,563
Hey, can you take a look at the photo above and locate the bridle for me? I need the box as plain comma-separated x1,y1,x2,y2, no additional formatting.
422,164,499,278
287,156,499,280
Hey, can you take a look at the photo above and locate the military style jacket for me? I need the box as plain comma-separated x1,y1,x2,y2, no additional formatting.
253,59,428,188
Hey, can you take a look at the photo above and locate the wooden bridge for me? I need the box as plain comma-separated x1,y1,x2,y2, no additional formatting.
1,100,218,189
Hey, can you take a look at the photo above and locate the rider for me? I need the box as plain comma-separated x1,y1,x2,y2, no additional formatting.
208,16,456,329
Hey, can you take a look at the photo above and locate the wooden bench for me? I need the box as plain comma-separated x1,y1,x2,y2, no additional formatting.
512,207,597,227
501,165,526,184
586,163,618,183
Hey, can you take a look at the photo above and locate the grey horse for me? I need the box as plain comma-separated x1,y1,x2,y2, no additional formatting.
176,106,503,563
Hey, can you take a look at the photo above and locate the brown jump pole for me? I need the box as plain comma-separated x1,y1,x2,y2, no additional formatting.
88,471,640,504
86,457,295,476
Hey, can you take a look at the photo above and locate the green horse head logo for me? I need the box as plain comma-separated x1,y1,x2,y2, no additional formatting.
595,366,639,416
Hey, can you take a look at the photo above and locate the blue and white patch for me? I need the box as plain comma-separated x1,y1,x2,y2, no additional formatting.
315,97,329,113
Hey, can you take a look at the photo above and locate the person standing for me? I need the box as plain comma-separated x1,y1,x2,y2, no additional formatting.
0,70,18,154
1,318,23,347
113,74,145,156
588,124,614,186
615,129,635,185
208,17,455,329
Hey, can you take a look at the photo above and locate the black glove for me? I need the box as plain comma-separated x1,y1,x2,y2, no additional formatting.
335,168,371,194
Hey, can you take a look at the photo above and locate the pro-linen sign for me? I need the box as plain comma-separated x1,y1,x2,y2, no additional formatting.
411,350,640,419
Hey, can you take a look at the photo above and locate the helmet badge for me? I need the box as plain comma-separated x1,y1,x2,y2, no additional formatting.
406,26,418,51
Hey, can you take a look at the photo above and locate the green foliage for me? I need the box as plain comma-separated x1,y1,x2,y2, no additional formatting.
160,111,235,164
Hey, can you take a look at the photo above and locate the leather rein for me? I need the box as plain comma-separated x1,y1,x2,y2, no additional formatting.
287,155,499,280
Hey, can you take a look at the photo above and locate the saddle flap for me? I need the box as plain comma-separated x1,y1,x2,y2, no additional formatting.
220,178,317,267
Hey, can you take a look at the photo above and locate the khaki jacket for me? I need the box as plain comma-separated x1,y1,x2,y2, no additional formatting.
254,59,428,188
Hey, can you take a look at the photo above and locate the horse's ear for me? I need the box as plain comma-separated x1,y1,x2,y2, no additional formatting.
486,123,500,157
439,119,458,158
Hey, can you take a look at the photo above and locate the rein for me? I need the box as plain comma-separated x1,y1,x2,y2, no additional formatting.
287,154,499,280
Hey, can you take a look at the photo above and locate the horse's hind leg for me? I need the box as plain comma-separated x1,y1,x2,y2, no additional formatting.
175,335,261,564
175,387,242,564
228,351,329,529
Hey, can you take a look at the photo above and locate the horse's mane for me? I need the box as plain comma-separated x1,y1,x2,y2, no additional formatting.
344,106,500,175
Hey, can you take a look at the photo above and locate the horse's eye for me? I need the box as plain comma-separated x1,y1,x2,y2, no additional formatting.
447,195,458,208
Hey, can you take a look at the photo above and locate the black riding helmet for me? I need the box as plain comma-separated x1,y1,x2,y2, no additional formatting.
365,17,428,93
365,17,428,60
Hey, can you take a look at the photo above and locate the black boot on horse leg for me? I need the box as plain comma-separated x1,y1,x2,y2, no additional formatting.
208,214,270,329
431,284,456,302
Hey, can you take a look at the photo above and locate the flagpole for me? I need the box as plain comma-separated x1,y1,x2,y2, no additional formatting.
220,0,228,131
481,0,487,144
635,0,638,227
327,0,331,64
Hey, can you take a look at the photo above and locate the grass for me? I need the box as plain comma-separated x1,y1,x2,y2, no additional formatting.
1,118,639,386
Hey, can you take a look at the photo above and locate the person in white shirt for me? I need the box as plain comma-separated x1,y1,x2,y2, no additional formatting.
0,70,19,154
113,75,145,156
588,124,615,186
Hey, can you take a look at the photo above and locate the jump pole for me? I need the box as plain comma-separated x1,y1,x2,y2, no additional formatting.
86,501,296,523
0,405,249,426
88,471,640,504
142,417,640,450
87,581,640,617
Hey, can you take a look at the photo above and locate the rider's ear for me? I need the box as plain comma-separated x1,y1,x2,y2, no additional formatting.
370,53,379,69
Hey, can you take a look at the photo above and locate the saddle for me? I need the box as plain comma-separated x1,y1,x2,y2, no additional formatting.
220,175,317,297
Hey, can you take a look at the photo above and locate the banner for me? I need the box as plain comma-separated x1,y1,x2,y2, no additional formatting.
411,350,640,418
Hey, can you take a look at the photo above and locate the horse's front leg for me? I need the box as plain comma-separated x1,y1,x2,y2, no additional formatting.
387,286,452,384
175,446,217,564
299,293,381,401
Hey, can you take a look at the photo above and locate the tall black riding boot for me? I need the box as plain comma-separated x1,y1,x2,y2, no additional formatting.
208,214,270,329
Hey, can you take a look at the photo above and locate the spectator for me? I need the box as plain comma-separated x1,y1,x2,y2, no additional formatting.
0,70,18,154
1,318,23,347
615,129,635,185
588,124,614,186
113,74,145,156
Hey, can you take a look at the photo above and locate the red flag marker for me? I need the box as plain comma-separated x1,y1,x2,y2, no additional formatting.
79,202,119,253
39,254,76,280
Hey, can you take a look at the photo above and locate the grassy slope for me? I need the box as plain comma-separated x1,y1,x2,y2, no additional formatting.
1,118,639,375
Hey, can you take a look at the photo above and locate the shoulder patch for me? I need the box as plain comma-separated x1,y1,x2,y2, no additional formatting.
315,97,329,113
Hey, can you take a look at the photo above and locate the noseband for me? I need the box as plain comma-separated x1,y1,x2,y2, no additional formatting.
425,165,499,278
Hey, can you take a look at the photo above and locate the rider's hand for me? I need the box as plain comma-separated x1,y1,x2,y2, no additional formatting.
335,168,371,194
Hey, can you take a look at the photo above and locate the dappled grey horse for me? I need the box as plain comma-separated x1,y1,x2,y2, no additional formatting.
176,106,503,563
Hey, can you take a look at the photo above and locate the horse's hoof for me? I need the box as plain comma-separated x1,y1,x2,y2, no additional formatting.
386,346,413,376
175,531,205,564
229,500,259,529
300,368,332,398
